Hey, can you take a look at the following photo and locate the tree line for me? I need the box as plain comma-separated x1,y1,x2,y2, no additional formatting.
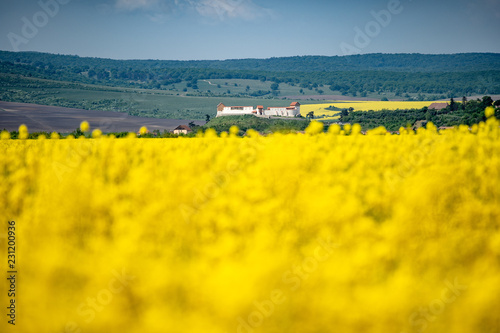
1,51,499,72
1,51,499,96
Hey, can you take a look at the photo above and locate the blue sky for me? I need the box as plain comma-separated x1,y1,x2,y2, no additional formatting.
1,0,499,60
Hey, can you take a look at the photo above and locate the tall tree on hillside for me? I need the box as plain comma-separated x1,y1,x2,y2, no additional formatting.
205,114,211,122
450,98,456,111
462,96,467,110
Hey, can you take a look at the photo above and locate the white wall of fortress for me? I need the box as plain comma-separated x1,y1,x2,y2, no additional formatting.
217,104,300,117
264,107,300,117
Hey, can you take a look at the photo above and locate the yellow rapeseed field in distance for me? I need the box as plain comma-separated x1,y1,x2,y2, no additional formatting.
1,112,499,333
301,100,444,117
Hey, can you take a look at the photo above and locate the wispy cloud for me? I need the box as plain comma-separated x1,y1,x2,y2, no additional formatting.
192,0,272,21
115,0,160,11
112,0,272,21
462,0,500,21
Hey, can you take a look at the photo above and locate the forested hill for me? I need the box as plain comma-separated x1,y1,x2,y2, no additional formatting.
1,51,499,73
1,51,499,97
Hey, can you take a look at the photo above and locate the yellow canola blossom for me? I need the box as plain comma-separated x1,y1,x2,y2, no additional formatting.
302,100,444,117
485,106,495,118
80,121,90,132
0,117,499,333
18,124,29,140
1,130,10,140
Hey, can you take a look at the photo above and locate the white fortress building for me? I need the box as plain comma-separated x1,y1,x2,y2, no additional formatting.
217,102,301,117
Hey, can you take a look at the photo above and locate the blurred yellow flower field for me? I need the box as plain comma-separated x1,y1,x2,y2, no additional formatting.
1,114,499,333
301,100,444,118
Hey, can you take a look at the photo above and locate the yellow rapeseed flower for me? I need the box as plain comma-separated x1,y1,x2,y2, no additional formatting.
80,121,90,132
343,123,352,134
204,128,217,138
245,129,260,138
92,129,103,138
366,126,388,135
328,124,341,135
351,123,362,135
18,124,28,139
1,114,499,333
485,106,495,118
0,130,10,140
305,121,324,135
229,125,239,136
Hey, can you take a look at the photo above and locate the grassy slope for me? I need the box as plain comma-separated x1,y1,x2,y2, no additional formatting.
1,74,320,120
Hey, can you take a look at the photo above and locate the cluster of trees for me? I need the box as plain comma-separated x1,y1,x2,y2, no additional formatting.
1,51,499,97
204,115,308,134
339,96,500,131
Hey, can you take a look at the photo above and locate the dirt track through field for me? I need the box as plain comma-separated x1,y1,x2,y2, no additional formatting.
0,101,204,133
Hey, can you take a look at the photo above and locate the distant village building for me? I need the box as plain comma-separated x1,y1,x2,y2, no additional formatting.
173,125,192,135
217,102,301,117
428,102,449,110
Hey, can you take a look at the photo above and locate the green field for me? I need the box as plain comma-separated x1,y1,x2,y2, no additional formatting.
0,74,324,120
1,69,458,122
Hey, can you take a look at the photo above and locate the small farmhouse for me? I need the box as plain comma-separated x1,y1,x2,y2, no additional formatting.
173,125,192,135
217,102,301,117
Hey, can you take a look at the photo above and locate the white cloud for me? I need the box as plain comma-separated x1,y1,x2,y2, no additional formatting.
115,0,160,11
193,0,271,21
113,0,272,21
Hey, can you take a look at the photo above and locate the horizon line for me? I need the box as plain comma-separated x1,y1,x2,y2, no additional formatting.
1,49,499,62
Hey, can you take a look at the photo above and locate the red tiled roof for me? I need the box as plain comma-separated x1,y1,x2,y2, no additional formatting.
174,125,192,131
257,105,264,109
290,102,300,106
